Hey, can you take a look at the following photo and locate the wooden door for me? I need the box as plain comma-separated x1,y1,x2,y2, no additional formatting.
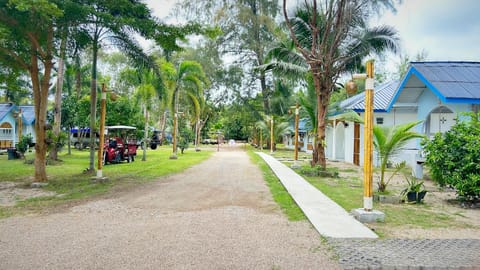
353,123,360,165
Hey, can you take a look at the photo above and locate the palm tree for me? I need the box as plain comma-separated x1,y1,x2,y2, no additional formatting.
161,60,208,157
373,120,425,192
134,69,158,161
255,117,292,151
79,0,160,172
281,0,400,168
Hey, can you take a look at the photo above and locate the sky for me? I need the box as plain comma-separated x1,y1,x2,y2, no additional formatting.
145,0,480,63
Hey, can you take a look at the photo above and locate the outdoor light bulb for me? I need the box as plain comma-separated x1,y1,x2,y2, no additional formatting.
346,80,358,95
110,91,118,101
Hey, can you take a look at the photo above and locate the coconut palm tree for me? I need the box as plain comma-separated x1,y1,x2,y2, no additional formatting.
255,117,292,151
373,120,425,192
279,1,399,168
161,60,208,157
134,69,159,161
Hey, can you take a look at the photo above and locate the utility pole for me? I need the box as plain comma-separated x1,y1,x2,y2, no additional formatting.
363,60,374,211
294,103,300,161
96,83,107,180
270,116,274,153
351,60,384,223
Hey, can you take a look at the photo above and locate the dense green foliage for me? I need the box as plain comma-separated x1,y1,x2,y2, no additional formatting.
423,113,480,202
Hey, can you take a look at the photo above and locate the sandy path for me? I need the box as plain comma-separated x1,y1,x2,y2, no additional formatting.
0,146,339,270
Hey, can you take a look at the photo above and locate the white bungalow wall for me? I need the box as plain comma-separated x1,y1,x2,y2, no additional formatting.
335,109,418,169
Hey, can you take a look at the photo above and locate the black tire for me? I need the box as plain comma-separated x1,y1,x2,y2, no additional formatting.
150,143,157,150
74,142,80,149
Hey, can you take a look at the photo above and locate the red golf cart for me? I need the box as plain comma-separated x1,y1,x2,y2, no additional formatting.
103,125,138,164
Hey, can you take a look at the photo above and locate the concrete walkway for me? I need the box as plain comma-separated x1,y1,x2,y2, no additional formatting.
257,152,378,239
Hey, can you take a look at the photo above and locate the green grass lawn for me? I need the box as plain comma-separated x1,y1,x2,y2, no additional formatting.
0,146,213,218
254,146,475,238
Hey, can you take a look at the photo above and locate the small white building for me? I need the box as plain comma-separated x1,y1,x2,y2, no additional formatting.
0,103,36,148
283,118,314,153
326,61,480,171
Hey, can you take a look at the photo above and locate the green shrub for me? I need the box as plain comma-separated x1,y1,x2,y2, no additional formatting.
16,134,33,155
422,112,480,202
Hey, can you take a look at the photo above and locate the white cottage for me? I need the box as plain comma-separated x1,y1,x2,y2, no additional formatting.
326,61,480,171
0,103,36,148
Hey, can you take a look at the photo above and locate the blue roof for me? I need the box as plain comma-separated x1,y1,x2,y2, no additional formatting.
0,103,16,122
336,80,399,113
289,118,312,133
19,105,35,125
298,118,312,132
0,103,35,125
390,61,480,108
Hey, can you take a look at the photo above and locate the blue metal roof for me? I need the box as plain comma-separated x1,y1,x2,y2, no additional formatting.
336,80,399,113
0,103,16,122
289,118,312,133
389,62,480,108
19,105,35,125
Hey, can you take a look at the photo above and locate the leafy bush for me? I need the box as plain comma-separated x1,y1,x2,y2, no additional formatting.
16,134,33,156
422,112,480,202
46,130,67,152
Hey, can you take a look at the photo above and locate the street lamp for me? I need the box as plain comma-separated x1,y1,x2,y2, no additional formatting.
294,104,300,162
289,103,300,168
96,83,108,180
270,116,274,153
350,60,385,223
363,60,375,211
216,131,221,152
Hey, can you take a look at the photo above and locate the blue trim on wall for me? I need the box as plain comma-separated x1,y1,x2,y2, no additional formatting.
444,98,480,104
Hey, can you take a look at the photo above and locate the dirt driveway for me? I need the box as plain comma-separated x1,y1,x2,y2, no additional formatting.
0,145,339,270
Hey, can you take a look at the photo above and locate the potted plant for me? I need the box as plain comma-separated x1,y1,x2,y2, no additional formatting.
401,174,427,203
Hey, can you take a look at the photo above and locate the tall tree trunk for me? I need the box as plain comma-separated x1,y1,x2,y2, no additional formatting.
75,54,82,99
49,33,67,160
88,42,99,172
259,70,270,115
312,74,331,169
160,110,167,144
30,25,55,182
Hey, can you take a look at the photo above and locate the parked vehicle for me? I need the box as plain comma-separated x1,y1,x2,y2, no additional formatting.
140,129,162,150
70,128,99,149
103,125,138,164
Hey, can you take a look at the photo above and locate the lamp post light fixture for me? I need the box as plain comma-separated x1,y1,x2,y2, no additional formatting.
170,112,179,159
270,116,274,153
289,103,300,168
96,83,108,180
351,61,375,211
16,109,22,143
294,103,300,162
259,128,263,151
350,60,385,223
363,60,375,212
216,131,221,152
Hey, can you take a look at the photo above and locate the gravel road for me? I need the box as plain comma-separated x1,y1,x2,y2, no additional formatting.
0,146,339,270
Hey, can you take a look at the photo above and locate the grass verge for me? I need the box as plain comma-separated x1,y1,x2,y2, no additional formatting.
247,147,306,221
0,146,213,218
266,147,476,238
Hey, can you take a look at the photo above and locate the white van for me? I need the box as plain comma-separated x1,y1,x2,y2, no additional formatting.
70,128,99,149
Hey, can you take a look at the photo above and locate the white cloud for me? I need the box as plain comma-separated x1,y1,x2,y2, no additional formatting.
376,0,480,61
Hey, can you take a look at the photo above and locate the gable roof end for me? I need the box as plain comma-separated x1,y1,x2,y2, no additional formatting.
389,62,480,109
